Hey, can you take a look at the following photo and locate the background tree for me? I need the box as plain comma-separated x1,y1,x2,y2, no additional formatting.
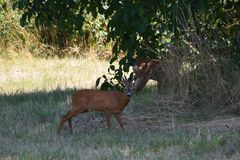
13,0,240,90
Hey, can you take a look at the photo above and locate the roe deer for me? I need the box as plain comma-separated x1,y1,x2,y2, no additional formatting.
57,78,132,135
133,58,160,92
132,44,186,93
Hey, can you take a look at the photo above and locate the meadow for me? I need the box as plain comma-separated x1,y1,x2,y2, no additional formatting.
0,57,240,160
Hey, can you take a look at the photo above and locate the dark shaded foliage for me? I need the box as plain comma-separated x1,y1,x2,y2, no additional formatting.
13,0,240,90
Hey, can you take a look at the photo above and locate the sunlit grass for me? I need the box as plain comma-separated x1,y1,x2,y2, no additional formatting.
0,57,108,93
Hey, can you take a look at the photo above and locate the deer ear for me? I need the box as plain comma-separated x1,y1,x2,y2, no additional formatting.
122,76,127,85
122,76,127,82
129,73,134,83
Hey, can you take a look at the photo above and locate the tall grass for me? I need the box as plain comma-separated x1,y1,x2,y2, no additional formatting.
0,1,111,59
150,6,240,120
0,1,40,58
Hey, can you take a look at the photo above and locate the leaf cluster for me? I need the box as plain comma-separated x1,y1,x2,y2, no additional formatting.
13,0,240,90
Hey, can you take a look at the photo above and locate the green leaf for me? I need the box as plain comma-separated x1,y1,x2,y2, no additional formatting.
119,57,126,66
35,15,40,28
110,65,115,71
96,77,101,87
20,13,27,26
123,63,130,72
110,56,117,64
12,2,19,10
103,75,107,79
100,81,113,91
76,14,84,31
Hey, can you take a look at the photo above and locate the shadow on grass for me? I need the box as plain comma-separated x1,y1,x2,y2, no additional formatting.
0,86,158,137
1,84,238,135
0,88,78,136
0,83,156,106
0,87,240,159
0,87,77,106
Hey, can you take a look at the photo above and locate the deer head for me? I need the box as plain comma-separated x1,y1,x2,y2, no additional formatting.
132,58,157,92
122,76,133,97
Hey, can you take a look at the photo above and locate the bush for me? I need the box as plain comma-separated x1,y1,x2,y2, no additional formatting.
0,1,110,58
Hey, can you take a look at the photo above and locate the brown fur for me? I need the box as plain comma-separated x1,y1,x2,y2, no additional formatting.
57,89,131,135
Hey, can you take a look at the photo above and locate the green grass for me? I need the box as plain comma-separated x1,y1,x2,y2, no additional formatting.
0,57,240,159
0,57,108,93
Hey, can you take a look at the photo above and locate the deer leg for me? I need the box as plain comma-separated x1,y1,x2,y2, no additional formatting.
57,110,78,135
68,118,73,134
115,113,124,130
105,112,112,130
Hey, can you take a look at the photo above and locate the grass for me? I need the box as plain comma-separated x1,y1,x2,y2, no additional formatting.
0,57,240,159
0,57,108,93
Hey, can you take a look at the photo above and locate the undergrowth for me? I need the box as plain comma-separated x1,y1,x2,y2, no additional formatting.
0,1,111,59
